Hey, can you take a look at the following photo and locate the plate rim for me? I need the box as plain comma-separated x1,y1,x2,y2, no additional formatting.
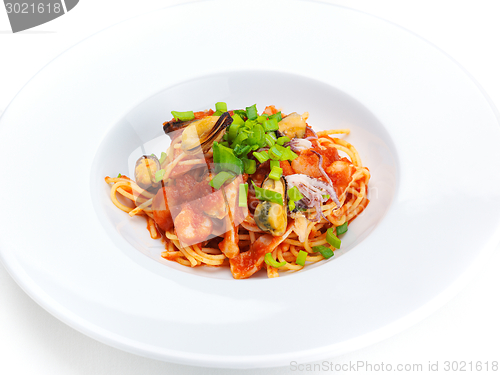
1,0,500,368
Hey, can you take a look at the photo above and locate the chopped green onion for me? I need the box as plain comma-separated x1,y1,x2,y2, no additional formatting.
257,115,268,123
171,110,195,121
234,144,251,157
213,110,223,116
269,112,282,122
248,123,265,146
322,194,330,200
233,109,247,119
155,169,165,182
232,132,248,146
268,145,283,160
253,150,270,163
312,245,334,259
288,200,296,211
245,119,258,128
222,133,229,141
251,144,260,151
117,173,122,178
227,122,240,141
215,102,227,113
159,152,167,164
296,250,308,266
252,181,283,205
269,166,282,181
276,136,290,146
336,222,348,236
263,118,279,132
231,114,245,126
239,183,248,207
265,133,276,147
232,144,244,155
213,142,244,175
210,171,234,189
281,146,298,161
264,253,286,268
270,160,280,169
288,186,304,202
242,158,256,174
326,227,341,249
246,104,258,120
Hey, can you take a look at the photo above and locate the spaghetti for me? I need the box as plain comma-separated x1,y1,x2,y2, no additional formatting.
105,104,370,279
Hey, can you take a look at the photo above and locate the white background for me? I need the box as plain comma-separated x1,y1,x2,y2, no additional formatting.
1,1,500,374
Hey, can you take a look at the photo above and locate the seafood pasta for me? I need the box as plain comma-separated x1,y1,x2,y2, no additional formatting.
105,103,370,279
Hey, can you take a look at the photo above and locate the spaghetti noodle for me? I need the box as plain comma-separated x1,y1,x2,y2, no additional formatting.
105,104,370,279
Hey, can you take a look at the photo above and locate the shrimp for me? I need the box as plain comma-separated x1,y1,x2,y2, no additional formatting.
314,145,340,165
229,225,292,279
326,160,356,197
174,204,213,245
279,160,294,176
229,234,275,279
263,105,279,115
291,146,342,180
291,150,323,178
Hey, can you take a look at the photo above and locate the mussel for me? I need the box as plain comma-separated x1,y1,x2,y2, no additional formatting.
162,109,213,135
176,112,233,155
134,154,161,190
278,112,307,139
253,175,288,236
163,119,195,135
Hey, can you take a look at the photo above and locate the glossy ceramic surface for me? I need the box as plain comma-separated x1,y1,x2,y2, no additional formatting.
1,0,500,368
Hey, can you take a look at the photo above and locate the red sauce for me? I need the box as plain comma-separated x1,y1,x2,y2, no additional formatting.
229,234,283,279
326,161,355,196
175,174,199,201
152,187,174,231
193,109,215,119
291,150,323,178
304,127,316,139
250,160,271,185
313,145,340,165
280,160,294,176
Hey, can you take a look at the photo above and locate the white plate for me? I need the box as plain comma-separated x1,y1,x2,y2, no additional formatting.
1,0,500,368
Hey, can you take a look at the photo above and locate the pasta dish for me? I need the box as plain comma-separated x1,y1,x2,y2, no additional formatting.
105,103,370,279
